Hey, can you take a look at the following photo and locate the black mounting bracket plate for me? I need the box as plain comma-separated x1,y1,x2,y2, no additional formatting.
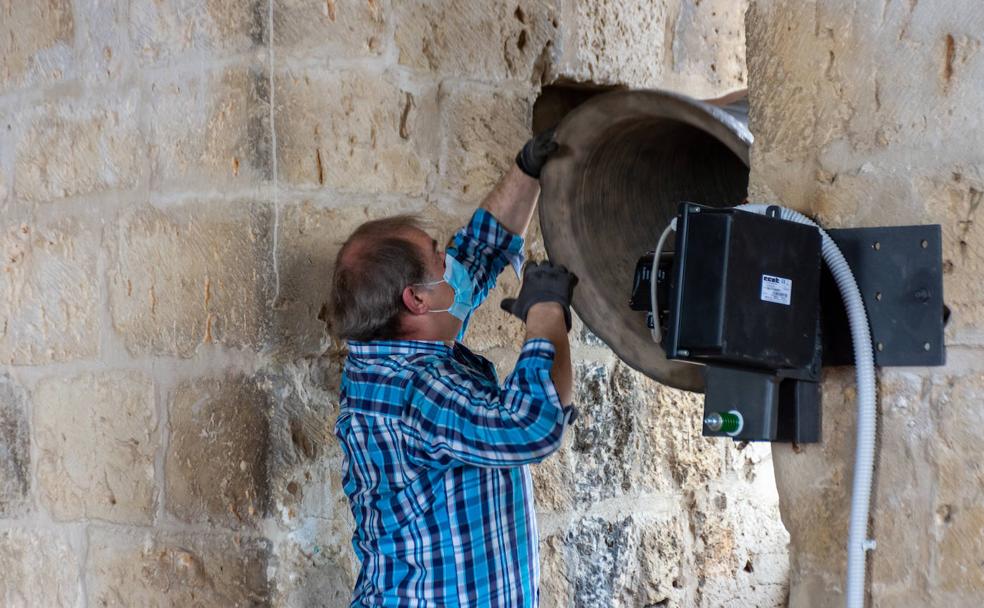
821,224,946,367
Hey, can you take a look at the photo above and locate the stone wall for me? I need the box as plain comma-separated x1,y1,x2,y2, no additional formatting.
1,1,789,606
747,1,984,605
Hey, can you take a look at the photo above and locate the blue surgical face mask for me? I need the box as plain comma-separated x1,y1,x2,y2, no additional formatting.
415,253,476,321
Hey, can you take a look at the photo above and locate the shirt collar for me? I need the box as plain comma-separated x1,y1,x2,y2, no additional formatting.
346,339,454,358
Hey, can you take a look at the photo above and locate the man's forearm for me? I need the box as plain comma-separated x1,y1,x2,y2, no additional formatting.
480,164,540,237
525,303,573,405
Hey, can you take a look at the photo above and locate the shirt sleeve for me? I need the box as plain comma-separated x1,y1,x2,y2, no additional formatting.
401,338,574,468
448,208,525,311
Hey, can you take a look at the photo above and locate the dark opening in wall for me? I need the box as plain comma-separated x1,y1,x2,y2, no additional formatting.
532,82,625,133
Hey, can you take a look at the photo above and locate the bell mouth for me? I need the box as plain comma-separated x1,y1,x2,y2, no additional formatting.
539,89,751,392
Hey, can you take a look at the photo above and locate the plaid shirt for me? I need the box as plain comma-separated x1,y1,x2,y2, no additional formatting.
336,209,574,607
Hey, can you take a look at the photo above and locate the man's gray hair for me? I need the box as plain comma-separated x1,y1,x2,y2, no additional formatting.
329,215,431,341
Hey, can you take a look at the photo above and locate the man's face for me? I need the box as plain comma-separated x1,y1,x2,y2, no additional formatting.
404,227,462,338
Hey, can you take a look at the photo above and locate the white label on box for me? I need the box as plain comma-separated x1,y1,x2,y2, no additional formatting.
760,274,792,305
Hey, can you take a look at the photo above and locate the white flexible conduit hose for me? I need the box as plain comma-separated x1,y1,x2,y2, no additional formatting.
650,218,677,344
737,203,877,608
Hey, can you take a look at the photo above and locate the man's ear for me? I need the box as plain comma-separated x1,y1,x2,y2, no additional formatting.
402,285,429,315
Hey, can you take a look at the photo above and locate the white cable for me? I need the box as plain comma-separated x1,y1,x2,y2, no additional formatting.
738,203,876,608
650,218,677,344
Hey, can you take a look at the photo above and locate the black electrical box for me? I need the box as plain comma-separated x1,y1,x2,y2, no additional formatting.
664,204,822,370
628,201,946,444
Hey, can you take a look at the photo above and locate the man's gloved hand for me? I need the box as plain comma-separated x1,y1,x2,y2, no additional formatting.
515,128,558,179
500,261,579,331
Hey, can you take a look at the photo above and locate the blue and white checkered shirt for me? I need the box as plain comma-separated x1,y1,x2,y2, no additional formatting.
336,209,574,607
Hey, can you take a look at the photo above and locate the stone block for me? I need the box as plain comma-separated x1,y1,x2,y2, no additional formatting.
86,526,269,606
267,517,357,607
439,83,531,208
931,374,984,507
537,532,574,607
262,362,346,525
665,0,749,94
552,0,747,94
34,371,157,524
393,0,557,82
567,362,641,505
540,514,688,608
273,0,386,59
147,65,271,192
274,68,438,195
14,89,144,203
939,506,984,594
0,374,30,517
73,0,129,85
0,217,100,364
458,268,525,352
916,175,984,347
554,0,669,88
868,372,935,590
0,0,74,91
166,374,270,526
270,200,456,355
691,485,790,607
639,371,724,492
537,361,724,509
0,528,83,607
128,0,263,65
107,202,274,358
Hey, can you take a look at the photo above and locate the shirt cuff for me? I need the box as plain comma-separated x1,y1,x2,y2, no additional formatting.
461,208,526,275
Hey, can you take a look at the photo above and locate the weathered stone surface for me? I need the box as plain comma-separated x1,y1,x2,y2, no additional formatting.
73,0,129,85
869,372,935,591
666,0,749,93
917,173,984,346
929,373,984,595
262,359,358,605
273,0,386,59
272,539,355,608
166,374,269,526
0,374,30,517
770,370,856,573
0,0,74,91
691,484,790,607
108,202,273,357
14,89,143,202
540,513,689,608
394,0,557,82
128,0,263,65
274,68,438,195
0,162,8,213
458,267,525,352
271,200,461,355
147,65,271,191
554,0,669,88
268,514,357,607
0,528,83,607
550,0,747,95
34,371,157,524
439,83,531,209
86,526,269,606
262,360,343,524
533,361,726,511
0,217,100,364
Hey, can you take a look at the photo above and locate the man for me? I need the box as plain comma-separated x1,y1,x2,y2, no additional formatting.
330,131,579,607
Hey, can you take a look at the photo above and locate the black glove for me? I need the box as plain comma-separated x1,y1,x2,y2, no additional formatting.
515,128,558,179
500,261,579,331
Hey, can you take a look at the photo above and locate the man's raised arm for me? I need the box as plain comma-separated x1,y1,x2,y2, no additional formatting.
479,130,557,237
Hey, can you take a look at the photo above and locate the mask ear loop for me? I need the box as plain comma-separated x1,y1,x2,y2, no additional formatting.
411,279,454,314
